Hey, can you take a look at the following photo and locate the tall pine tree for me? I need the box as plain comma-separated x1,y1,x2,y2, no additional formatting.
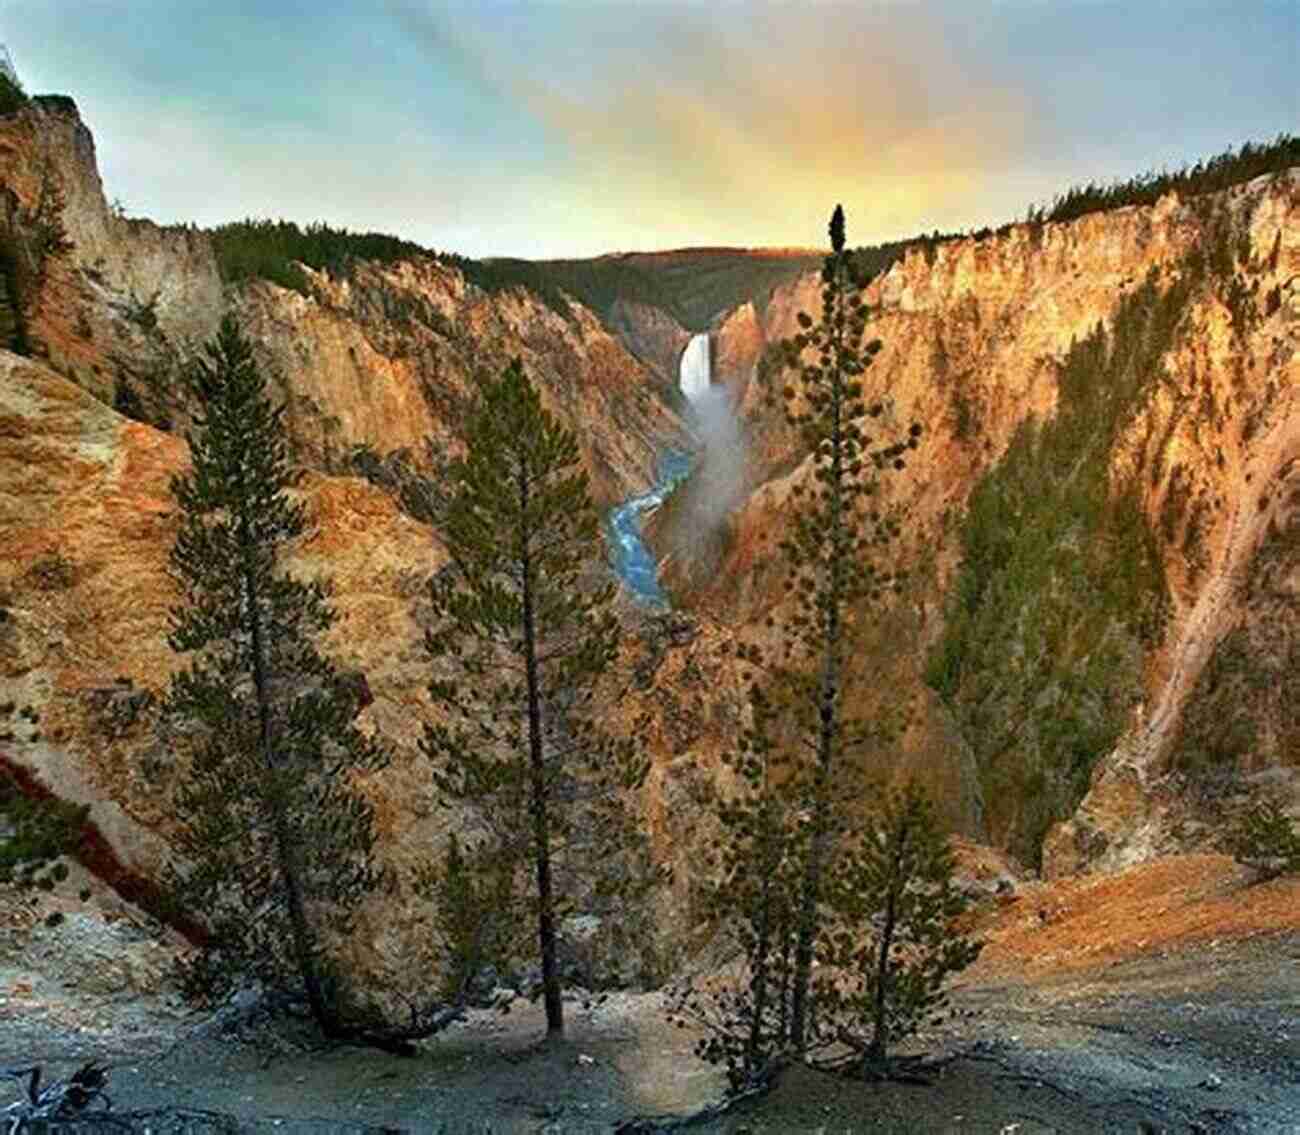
670,207,930,1084
774,204,919,1049
163,315,388,1041
422,358,648,1037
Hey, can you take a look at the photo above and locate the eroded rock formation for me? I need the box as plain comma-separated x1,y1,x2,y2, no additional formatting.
650,169,1300,870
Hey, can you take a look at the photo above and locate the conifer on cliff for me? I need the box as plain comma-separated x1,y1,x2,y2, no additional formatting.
669,206,977,1087
823,781,982,1074
422,357,649,1037
162,315,388,1041
775,202,918,1052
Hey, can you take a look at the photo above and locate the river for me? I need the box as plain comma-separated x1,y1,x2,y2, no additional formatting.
606,332,710,606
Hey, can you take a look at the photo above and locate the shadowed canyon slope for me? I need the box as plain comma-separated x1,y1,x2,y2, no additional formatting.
1,95,1297,1000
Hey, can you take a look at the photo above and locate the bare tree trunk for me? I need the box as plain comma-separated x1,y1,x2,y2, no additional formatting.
519,460,564,1036
868,829,906,1068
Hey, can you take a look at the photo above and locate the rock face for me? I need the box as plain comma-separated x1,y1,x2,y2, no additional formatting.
228,259,680,509
0,100,690,1002
650,169,1300,870
605,298,691,387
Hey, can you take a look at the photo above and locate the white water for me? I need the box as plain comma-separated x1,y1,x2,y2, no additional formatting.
606,335,713,605
679,333,710,403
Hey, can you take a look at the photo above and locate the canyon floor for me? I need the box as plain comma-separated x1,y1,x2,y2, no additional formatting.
3,855,1298,1134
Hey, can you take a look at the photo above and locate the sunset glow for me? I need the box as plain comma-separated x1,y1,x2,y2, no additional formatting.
7,1,1295,257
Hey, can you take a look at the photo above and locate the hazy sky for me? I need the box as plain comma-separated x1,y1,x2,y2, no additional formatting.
6,1,1296,258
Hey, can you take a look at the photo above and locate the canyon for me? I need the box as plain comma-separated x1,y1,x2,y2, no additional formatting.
0,93,1297,1010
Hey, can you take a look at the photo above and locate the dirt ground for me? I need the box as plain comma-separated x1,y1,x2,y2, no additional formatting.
3,854,1298,1133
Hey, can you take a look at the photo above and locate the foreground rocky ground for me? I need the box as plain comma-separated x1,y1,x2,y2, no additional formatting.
2,855,1298,1133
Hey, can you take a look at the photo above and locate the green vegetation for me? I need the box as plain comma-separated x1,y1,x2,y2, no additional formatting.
0,70,27,115
927,268,1187,866
421,358,650,1037
824,782,982,1073
209,218,432,296
669,675,805,1091
0,763,87,890
207,216,827,327
1230,796,1300,880
1171,512,1299,778
1034,134,1300,225
887,134,1299,267
32,94,78,116
1171,628,1263,773
768,204,918,1053
161,315,395,1045
487,248,823,330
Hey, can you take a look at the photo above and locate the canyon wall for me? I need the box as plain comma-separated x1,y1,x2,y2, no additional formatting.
1,95,1296,1006
0,98,681,509
0,100,689,1001
651,169,1299,871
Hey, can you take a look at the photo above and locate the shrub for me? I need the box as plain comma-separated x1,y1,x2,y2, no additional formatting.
27,552,74,591
1230,797,1300,881
0,764,89,890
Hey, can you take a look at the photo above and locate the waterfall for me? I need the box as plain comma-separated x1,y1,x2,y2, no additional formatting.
679,333,710,403
607,333,718,606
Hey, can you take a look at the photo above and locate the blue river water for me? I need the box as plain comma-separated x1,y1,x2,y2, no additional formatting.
607,448,692,607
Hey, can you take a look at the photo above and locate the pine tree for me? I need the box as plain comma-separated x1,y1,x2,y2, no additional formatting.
668,206,925,1086
162,315,388,1041
666,681,804,1091
822,781,982,1074
773,204,920,1049
422,358,648,1037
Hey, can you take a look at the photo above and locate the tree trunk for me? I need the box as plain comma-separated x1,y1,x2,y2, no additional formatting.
241,520,337,1038
868,830,906,1069
744,798,779,1076
518,459,563,1036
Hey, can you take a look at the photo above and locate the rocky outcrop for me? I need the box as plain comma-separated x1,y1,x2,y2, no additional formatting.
605,298,691,388
0,98,223,410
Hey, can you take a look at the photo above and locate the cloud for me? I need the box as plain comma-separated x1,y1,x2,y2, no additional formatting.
25,0,1290,259
431,2,1038,248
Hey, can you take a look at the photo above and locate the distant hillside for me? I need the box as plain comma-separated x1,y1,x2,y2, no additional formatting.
205,224,823,332
479,248,825,332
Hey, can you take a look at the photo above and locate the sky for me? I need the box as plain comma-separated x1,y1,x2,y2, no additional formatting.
4,1,1296,259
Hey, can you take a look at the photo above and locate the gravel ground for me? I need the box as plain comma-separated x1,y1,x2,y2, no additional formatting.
4,860,1298,1133
4,936,1298,1133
